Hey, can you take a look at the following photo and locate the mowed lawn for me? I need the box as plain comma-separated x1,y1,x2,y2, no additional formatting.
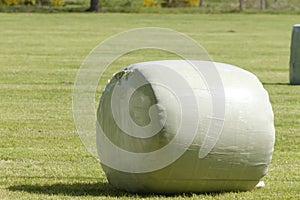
0,13,299,199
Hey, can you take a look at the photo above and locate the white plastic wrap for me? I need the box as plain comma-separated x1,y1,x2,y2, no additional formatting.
96,60,275,193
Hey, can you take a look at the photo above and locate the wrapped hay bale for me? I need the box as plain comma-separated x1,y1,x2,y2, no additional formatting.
290,24,300,85
96,60,275,194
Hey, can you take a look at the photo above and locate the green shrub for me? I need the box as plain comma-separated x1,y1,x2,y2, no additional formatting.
161,0,200,7
0,0,64,6
100,0,143,12
0,0,22,5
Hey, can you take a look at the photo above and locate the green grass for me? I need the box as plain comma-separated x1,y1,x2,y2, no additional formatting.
0,13,300,199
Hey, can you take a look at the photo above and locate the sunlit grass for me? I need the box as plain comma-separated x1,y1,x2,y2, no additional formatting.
0,13,299,199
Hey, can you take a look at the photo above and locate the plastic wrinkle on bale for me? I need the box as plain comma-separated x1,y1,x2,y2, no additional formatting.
96,60,275,194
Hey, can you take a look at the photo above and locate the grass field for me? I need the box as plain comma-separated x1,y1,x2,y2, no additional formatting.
0,13,300,199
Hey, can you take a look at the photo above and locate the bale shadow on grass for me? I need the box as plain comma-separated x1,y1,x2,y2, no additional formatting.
8,182,130,197
262,82,290,86
8,182,202,198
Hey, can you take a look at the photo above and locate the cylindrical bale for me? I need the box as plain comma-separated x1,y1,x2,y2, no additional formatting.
290,24,300,85
96,60,275,194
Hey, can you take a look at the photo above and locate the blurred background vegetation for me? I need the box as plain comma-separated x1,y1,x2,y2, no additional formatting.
1,0,300,13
